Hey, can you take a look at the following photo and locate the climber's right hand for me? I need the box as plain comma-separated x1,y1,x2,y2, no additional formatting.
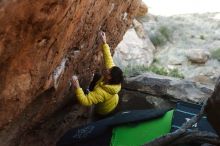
71,75,80,89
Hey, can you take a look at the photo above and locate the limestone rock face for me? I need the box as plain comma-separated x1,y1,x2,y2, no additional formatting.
133,19,146,38
136,1,148,16
124,73,214,103
113,28,155,69
0,0,141,146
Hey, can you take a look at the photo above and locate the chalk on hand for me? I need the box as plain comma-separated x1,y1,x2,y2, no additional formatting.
72,75,78,80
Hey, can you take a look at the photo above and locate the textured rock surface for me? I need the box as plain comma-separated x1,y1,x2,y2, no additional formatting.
136,1,148,16
113,28,155,69
118,89,174,111
186,49,210,64
124,73,214,103
141,13,220,85
0,0,141,146
133,18,146,38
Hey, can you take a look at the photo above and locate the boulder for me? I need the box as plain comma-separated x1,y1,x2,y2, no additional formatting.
132,19,146,38
0,0,141,146
118,89,174,111
136,1,148,17
113,28,155,69
186,49,210,64
124,73,214,103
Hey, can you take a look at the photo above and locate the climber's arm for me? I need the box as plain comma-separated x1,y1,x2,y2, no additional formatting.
75,88,104,106
71,75,104,106
100,31,115,69
102,43,115,69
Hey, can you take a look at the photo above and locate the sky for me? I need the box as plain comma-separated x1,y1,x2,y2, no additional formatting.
143,0,220,16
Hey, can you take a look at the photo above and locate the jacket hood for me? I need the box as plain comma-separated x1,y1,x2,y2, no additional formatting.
99,81,121,95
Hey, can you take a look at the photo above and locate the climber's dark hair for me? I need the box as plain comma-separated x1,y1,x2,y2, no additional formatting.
109,66,124,84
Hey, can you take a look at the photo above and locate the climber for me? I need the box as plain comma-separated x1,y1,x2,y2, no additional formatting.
71,31,123,118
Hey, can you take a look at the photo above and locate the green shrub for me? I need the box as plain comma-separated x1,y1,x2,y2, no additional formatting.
149,33,166,47
123,65,184,79
159,26,171,41
149,26,172,47
191,35,195,38
168,68,184,78
200,35,205,40
123,65,148,77
211,48,220,61
146,66,168,76
153,58,159,63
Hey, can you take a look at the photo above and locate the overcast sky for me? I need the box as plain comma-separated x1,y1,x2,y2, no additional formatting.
143,0,220,16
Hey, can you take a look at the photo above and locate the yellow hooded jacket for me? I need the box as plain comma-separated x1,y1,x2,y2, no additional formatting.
75,43,121,115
